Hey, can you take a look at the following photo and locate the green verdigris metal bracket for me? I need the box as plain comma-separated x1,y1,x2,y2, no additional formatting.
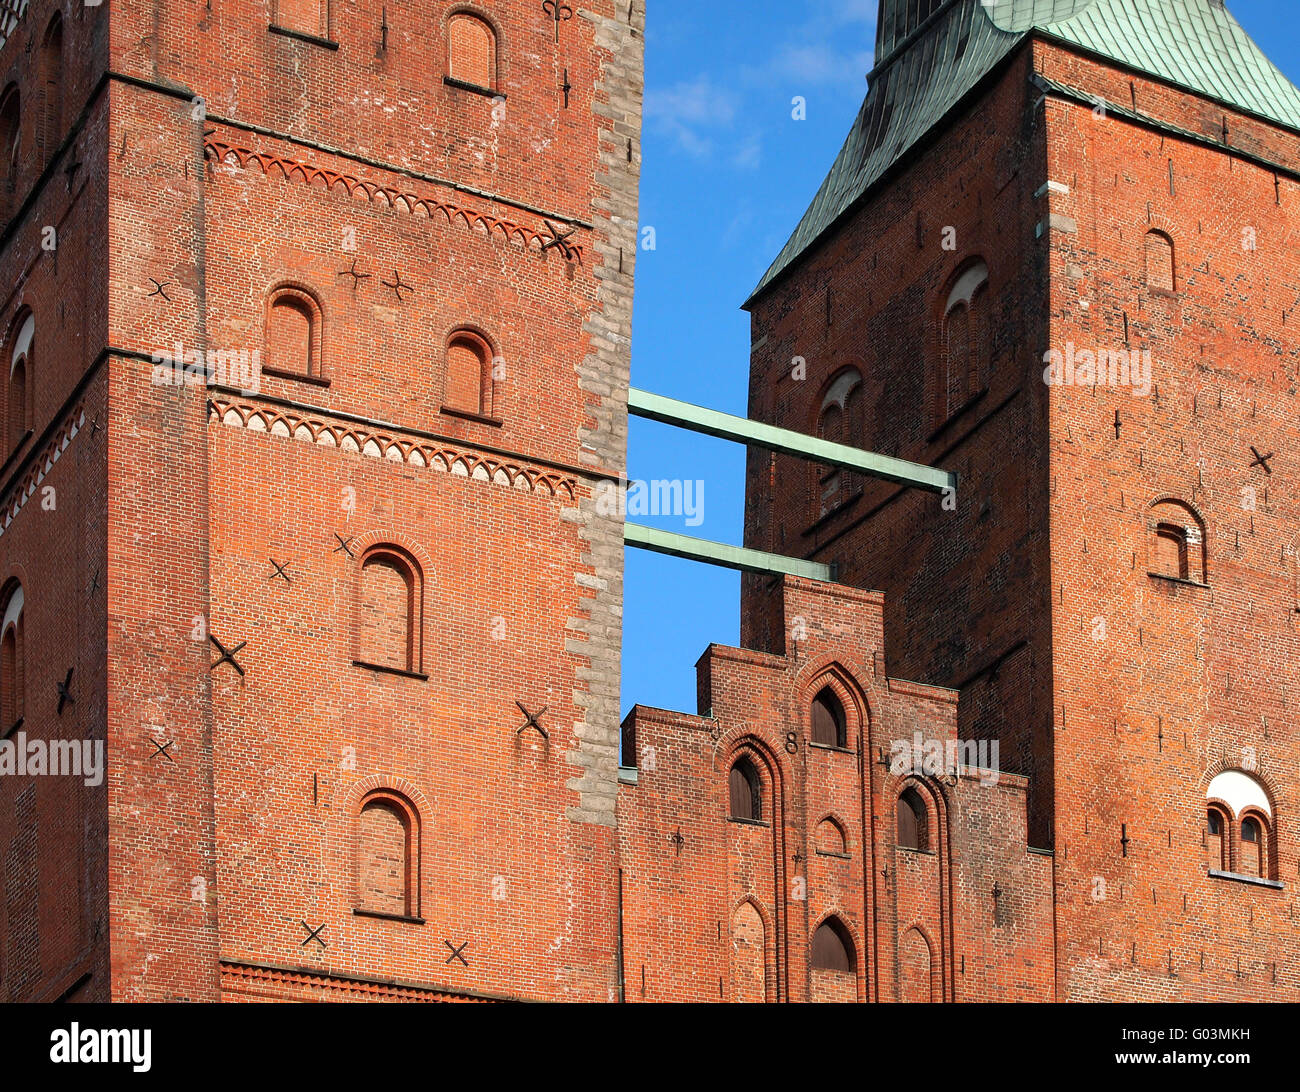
624,522,834,581
623,387,955,580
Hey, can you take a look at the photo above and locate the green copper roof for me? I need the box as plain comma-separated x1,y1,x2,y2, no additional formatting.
749,0,1300,304
998,0,1300,124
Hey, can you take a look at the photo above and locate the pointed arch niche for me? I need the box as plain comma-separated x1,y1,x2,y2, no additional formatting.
890,778,951,1002
728,899,768,1002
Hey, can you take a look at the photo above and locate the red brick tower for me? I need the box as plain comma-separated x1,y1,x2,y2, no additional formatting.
0,0,642,1002
738,0,1300,1000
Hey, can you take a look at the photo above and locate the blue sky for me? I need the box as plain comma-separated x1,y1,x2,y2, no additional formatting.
621,0,1300,723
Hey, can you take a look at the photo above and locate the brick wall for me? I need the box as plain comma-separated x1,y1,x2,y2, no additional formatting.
618,577,1053,1002
742,47,1057,847
733,29,1300,1002
0,0,642,1002
0,0,111,1001
1035,39,1300,1001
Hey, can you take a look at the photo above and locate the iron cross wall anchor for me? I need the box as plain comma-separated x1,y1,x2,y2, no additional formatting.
56,667,75,714
516,702,549,740
337,258,371,293
148,737,175,763
541,220,577,260
381,270,413,301
209,634,247,676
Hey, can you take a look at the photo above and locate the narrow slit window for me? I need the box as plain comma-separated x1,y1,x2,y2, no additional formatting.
38,16,63,160
357,547,421,674
813,369,861,519
1154,523,1189,580
445,330,492,416
1145,230,1175,292
935,260,989,425
0,583,23,730
811,687,847,747
1206,808,1226,872
1241,817,1263,878
8,310,33,449
729,757,762,822
356,792,418,918
0,86,19,216
1149,500,1204,583
898,787,928,851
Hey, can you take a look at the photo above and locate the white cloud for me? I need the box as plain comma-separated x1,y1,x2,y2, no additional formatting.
643,1,877,164
644,76,741,158
645,75,738,126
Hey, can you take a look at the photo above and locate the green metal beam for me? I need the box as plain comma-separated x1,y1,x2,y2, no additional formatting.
628,387,956,495
624,522,833,582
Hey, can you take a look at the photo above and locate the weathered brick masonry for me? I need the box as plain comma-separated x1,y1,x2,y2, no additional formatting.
618,577,1053,1002
725,0,1300,1000
0,0,642,1003
2,0,1298,1004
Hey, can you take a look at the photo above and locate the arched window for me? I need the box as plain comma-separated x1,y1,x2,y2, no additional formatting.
1145,230,1175,292
729,756,762,822
1205,806,1227,872
38,15,63,161
356,791,419,918
810,917,854,972
811,687,847,748
815,817,847,856
1149,499,1205,583
0,582,23,731
814,369,861,518
356,546,422,674
274,0,329,39
935,260,989,425
897,787,928,851
7,310,33,450
444,329,493,418
0,84,19,218
1206,770,1273,880
1240,816,1263,878
447,12,497,91
265,286,322,379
